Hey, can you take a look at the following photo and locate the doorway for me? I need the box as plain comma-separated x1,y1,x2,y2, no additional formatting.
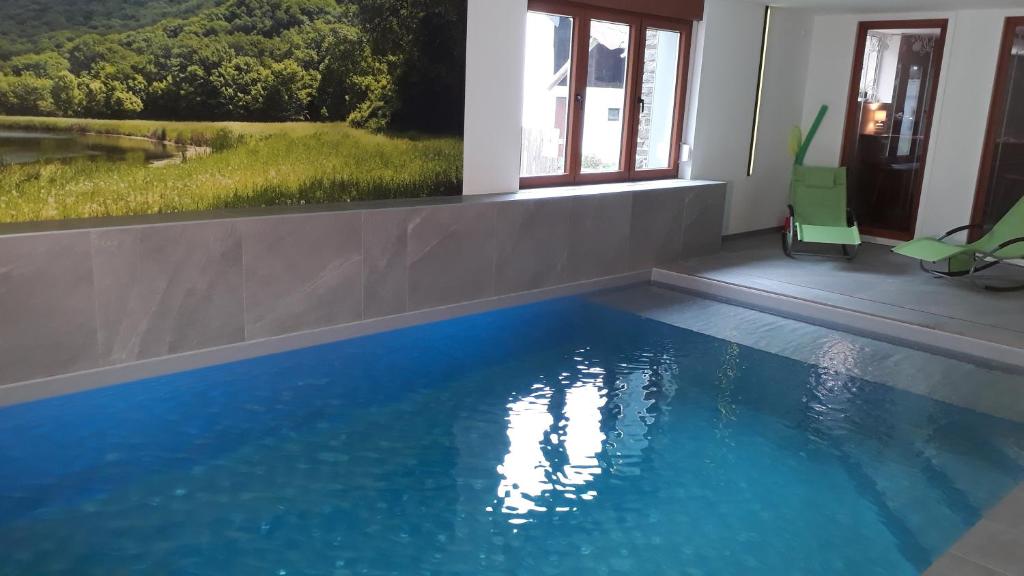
841,20,948,240
972,17,1024,239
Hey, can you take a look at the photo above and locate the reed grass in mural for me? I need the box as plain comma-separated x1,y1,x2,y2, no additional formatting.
0,0,466,223
0,117,461,222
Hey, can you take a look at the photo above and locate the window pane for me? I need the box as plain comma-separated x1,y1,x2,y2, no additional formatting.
580,19,630,174
635,28,680,170
521,11,574,178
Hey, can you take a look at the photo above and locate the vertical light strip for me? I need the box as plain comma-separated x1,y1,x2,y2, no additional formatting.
748,6,772,177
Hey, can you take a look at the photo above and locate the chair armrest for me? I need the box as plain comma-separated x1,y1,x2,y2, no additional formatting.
971,237,1024,266
937,224,983,242
992,236,1024,257
969,237,1024,277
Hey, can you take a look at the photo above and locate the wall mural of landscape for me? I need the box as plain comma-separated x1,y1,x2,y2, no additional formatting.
0,0,467,223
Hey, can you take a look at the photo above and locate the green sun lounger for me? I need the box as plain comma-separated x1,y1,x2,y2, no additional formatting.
892,195,1024,291
783,165,862,260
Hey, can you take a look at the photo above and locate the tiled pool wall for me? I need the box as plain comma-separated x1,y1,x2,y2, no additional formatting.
0,182,726,400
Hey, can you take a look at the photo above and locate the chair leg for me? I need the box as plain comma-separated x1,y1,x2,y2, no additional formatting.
782,221,859,261
842,244,859,261
984,283,1024,293
782,229,794,258
967,258,1024,292
919,260,968,279
782,216,796,258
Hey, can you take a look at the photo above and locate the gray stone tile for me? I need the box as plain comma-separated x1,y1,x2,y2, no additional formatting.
91,221,244,364
363,208,417,319
407,203,496,311
0,232,99,385
680,184,726,259
952,520,1024,575
494,197,574,295
925,553,1008,576
987,486,1024,534
566,192,632,282
667,231,1024,352
629,187,687,269
241,212,363,340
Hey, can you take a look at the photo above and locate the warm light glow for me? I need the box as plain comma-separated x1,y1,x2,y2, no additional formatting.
747,6,772,177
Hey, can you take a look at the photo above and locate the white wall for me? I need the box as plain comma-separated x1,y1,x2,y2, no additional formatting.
689,1,814,234
800,7,1024,238
462,0,816,238
921,9,1020,238
463,0,527,195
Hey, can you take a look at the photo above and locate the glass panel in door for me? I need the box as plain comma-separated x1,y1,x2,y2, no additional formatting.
844,26,945,239
521,11,574,178
976,21,1024,234
579,19,631,174
635,27,681,171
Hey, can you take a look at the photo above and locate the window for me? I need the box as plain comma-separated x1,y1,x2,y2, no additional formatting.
520,1,692,187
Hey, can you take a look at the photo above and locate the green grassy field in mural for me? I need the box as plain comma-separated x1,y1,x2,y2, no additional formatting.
0,116,463,223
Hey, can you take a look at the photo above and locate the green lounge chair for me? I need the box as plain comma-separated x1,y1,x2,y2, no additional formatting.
892,195,1024,292
783,165,862,260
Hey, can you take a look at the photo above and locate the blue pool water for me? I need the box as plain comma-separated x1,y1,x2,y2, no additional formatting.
2,296,1023,575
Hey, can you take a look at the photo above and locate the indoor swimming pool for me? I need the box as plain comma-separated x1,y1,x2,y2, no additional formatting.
1,287,1022,575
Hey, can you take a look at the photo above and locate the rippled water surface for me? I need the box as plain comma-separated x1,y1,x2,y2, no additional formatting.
2,296,1023,575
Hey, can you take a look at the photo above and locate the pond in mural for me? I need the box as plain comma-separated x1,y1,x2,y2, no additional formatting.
0,128,187,165
0,0,467,224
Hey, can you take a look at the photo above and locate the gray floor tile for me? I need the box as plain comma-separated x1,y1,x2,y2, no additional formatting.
924,553,1008,576
987,486,1024,534
951,520,1024,575
663,232,1024,350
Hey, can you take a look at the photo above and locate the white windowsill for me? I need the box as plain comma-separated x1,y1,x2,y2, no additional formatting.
514,178,724,201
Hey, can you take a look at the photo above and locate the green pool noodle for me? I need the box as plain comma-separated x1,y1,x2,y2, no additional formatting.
795,104,828,166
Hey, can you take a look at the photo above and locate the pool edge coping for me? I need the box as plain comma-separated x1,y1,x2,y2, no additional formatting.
651,268,1024,374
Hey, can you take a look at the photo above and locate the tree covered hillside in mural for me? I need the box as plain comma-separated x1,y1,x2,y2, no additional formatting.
0,0,466,224
0,0,219,58
0,0,466,133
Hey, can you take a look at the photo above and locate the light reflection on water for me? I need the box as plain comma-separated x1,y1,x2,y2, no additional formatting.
495,384,554,516
495,350,679,522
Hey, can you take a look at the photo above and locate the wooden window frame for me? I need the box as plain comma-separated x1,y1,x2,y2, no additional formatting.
969,16,1024,241
839,19,948,241
520,0,692,189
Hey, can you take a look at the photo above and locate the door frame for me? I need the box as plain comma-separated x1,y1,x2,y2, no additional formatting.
840,19,948,241
969,16,1024,241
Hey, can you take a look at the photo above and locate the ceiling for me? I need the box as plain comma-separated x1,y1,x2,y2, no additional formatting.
756,0,1024,12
